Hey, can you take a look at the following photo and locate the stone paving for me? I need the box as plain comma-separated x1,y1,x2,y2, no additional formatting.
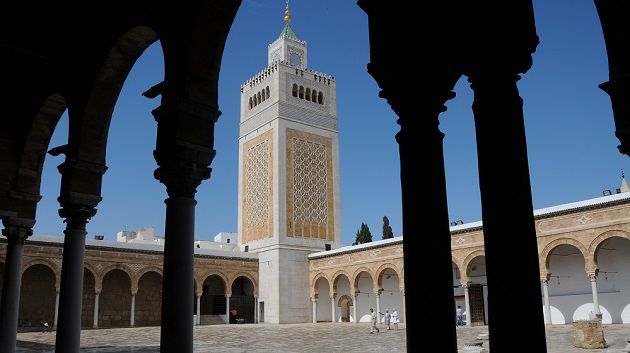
15,323,630,352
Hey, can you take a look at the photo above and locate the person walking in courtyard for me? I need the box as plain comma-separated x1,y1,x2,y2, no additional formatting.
456,305,464,326
384,309,391,330
391,308,399,330
369,308,380,333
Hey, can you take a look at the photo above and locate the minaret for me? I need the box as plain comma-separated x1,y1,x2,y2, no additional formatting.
621,169,629,193
237,2,340,323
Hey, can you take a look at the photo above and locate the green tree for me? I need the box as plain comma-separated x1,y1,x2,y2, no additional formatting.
353,222,373,245
382,216,394,239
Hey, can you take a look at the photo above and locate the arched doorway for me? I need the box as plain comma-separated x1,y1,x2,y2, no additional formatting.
314,276,331,322
99,269,132,327
333,274,351,322
231,276,255,324
594,236,630,323
338,295,353,322
19,264,56,328
548,244,588,324
377,267,402,323
81,269,96,328
200,275,226,324
354,270,375,323
136,271,162,326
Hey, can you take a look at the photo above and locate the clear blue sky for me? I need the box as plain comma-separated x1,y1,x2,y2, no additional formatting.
33,0,630,247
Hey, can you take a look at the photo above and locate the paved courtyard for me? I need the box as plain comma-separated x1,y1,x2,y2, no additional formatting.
15,323,630,352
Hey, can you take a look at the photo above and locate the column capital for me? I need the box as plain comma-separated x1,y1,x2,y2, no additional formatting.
196,291,203,297
460,281,472,289
58,203,97,231
154,162,211,199
588,271,599,281
1,217,34,243
311,297,317,303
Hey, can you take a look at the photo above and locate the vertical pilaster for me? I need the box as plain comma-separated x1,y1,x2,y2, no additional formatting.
0,220,33,353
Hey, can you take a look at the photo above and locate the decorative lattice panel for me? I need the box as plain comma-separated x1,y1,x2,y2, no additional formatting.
286,129,334,240
242,131,273,242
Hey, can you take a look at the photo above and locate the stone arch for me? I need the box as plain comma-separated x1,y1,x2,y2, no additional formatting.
229,272,258,296
265,86,270,99
311,89,318,102
135,271,162,326
299,85,304,99
258,91,262,103
305,88,311,101
19,263,56,326
311,272,329,299
98,263,134,290
462,249,486,279
375,263,401,291
331,270,351,295
99,268,133,327
22,258,59,288
200,271,229,293
589,229,630,268
318,91,323,104
352,267,374,294
75,25,159,165
132,267,163,294
292,83,298,97
248,97,252,109
540,238,590,274
15,93,66,198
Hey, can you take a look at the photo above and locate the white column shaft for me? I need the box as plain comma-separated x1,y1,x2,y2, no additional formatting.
196,294,201,325
590,276,601,314
401,290,406,323
93,293,100,328
312,299,317,324
226,295,230,324
53,290,60,328
464,286,471,327
254,296,258,324
353,295,358,323
542,281,552,325
331,296,336,323
130,294,136,327
376,293,381,322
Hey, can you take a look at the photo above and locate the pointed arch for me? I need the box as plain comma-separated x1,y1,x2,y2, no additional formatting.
311,89,318,102
331,270,351,295
305,88,311,101
311,272,329,299
299,86,304,99
317,91,323,104
228,272,258,296
352,267,374,293
292,83,298,97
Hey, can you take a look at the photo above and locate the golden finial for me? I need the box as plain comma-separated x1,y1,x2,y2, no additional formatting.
284,0,291,25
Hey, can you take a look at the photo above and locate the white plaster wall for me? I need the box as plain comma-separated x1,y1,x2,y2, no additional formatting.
355,273,376,323
257,250,279,323
546,239,630,323
315,279,332,322
334,277,352,322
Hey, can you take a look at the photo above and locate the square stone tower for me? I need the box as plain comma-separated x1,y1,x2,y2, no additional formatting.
237,3,341,324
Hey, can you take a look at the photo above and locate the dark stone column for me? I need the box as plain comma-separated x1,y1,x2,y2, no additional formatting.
54,203,97,353
594,0,630,156
469,70,547,352
373,73,459,353
0,219,33,353
155,163,209,353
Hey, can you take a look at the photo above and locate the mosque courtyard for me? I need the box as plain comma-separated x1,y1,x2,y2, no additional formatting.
14,323,630,352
